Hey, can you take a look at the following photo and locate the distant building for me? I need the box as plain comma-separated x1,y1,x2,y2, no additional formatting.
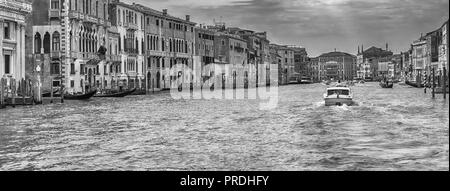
288,46,308,81
356,45,393,80
1,0,32,80
318,51,356,81
214,32,249,89
131,3,196,90
193,26,215,87
270,44,294,85
309,57,320,82
438,20,448,74
227,27,270,86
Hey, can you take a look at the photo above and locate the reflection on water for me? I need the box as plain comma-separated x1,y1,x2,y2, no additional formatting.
0,83,448,171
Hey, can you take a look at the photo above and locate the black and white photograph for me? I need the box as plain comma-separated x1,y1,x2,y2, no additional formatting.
0,0,448,177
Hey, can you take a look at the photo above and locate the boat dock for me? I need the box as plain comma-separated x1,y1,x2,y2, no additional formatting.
1,77,63,109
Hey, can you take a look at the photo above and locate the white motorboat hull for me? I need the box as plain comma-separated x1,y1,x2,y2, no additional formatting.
324,98,353,106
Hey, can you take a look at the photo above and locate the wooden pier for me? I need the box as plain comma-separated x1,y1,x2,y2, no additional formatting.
0,77,63,109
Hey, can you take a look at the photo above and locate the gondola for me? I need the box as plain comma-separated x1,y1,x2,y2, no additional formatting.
405,80,423,88
380,81,394,88
94,88,137,98
64,90,98,100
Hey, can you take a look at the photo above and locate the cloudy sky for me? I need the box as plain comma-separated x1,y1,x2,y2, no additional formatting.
123,0,449,57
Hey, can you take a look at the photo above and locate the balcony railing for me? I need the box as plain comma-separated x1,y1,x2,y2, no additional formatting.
106,54,121,62
125,48,139,54
85,15,98,24
0,0,32,12
50,51,62,58
49,9,60,18
68,10,80,19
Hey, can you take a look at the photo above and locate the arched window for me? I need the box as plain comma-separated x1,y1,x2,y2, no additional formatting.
104,4,106,20
52,31,60,51
135,38,138,53
43,32,51,53
34,33,42,54
96,1,98,17
118,36,121,51
142,40,144,54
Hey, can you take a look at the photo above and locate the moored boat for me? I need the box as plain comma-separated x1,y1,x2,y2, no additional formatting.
64,90,97,100
94,88,137,98
380,81,394,88
324,86,354,106
405,80,424,88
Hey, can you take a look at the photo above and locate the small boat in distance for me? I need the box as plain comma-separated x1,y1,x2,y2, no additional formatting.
94,88,137,98
64,90,97,100
324,85,354,106
380,80,394,88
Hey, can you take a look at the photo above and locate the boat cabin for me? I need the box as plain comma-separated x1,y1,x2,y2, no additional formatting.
327,89,350,96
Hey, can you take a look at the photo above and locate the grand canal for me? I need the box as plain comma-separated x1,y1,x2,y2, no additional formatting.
0,83,448,171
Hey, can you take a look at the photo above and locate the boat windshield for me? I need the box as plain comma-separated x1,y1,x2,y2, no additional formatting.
328,89,350,96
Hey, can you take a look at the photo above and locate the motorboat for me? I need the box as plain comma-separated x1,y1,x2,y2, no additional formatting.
380,80,394,88
324,86,354,106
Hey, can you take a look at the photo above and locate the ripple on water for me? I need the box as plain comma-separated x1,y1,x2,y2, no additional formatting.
0,83,448,171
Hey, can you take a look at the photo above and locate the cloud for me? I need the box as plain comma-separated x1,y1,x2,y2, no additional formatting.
123,0,449,56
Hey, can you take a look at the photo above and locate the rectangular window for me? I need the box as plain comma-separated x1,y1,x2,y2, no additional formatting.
80,64,85,75
53,81,60,87
4,55,11,74
70,80,75,88
4,22,10,39
51,0,59,9
70,63,75,74
51,63,60,75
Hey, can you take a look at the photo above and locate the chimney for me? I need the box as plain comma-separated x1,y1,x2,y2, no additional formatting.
186,15,190,22
386,43,389,51
358,46,360,54
162,9,168,16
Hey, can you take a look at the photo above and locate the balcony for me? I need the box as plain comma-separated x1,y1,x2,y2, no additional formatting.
106,54,121,62
81,52,97,60
51,51,62,59
147,50,164,57
0,0,32,13
68,10,80,19
49,9,60,18
125,48,139,55
84,15,99,24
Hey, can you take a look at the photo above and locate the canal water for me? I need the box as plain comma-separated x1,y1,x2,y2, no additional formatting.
0,83,448,171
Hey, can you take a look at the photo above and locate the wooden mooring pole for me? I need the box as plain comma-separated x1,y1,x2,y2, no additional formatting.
444,67,447,99
50,81,54,104
1,78,4,109
11,78,16,108
432,68,435,99
60,83,64,103
21,79,26,105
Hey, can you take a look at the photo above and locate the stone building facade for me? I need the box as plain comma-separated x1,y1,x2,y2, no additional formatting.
1,0,32,81
318,51,356,81
27,0,112,93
